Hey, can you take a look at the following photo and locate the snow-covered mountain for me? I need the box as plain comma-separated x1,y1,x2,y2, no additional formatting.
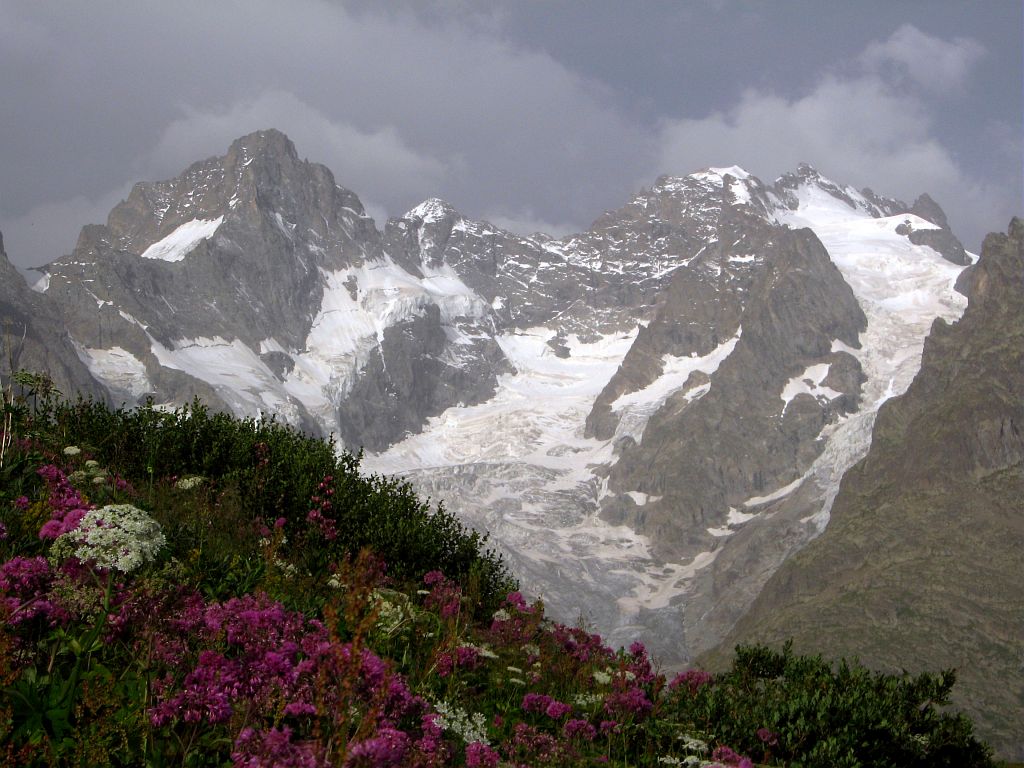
367,164,969,661
18,130,972,664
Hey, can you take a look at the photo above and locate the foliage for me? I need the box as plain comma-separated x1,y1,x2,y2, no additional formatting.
0,382,999,766
663,642,993,767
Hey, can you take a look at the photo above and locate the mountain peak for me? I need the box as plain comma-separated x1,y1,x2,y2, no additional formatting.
795,161,819,177
404,198,459,225
909,193,949,229
227,128,299,163
700,165,752,180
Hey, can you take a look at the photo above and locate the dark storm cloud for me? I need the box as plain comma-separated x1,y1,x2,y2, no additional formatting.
1,0,649,265
0,0,1019,269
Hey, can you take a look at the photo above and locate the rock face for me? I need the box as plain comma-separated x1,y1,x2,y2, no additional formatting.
701,219,1024,760
904,193,970,266
602,225,866,560
0,231,104,401
40,131,514,448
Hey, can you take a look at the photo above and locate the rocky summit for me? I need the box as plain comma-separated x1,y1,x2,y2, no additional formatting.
4,129,1018,753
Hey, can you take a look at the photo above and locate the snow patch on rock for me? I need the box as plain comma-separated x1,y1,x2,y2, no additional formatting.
75,345,151,401
140,217,224,262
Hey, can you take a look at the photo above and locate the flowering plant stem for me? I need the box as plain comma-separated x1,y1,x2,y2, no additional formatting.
51,571,114,738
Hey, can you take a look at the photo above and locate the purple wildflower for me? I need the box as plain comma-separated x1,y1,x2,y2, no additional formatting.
545,700,572,720
669,668,714,695
564,719,597,741
233,726,326,768
345,727,410,766
465,742,500,768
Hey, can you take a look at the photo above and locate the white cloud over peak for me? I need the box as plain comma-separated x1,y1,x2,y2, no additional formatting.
859,23,986,94
148,91,453,208
655,25,1007,250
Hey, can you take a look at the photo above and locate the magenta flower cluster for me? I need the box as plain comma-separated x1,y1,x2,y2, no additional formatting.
670,668,715,695
306,475,337,540
36,464,93,539
521,693,571,720
712,744,756,768
0,556,54,624
464,741,500,767
423,570,461,620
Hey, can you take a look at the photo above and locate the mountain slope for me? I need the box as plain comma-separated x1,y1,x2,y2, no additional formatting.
701,219,1024,759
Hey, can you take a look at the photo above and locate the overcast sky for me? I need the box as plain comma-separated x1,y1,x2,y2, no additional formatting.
1,1,1020,270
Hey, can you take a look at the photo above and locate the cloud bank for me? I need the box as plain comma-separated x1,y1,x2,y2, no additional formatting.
0,2,1016,268
655,25,1011,250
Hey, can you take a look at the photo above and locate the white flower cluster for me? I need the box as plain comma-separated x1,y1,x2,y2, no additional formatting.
657,757,705,767
62,445,81,457
432,699,490,745
58,504,166,573
372,590,411,637
274,558,298,578
677,736,708,754
573,692,604,708
174,476,204,490
461,642,498,660
69,459,109,488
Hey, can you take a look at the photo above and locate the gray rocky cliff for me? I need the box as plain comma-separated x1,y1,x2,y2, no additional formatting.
701,218,1024,760
47,129,379,352
585,174,783,441
0,231,105,401
601,225,866,560
902,193,970,265
39,131,513,448
334,303,511,453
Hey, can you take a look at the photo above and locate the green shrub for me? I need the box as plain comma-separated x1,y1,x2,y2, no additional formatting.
666,641,995,767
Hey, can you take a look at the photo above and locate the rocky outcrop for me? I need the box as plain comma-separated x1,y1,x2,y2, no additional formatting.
602,226,866,560
334,304,512,452
584,173,771,440
0,231,105,401
701,219,1024,760
894,194,969,266
906,194,970,265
